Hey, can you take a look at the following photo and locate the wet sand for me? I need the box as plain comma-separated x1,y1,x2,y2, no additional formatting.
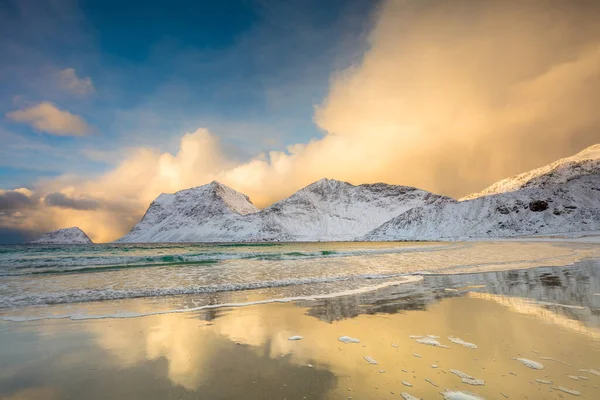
1,262,599,399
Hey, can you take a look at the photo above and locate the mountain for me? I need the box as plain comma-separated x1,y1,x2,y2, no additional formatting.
30,227,93,244
116,181,260,243
117,179,452,243
363,145,600,240
254,178,453,241
462,144,600,200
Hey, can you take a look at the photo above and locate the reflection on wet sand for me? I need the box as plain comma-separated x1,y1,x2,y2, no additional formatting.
0,262,599,399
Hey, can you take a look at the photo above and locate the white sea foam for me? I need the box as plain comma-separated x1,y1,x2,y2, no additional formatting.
1,275,423,322
450,370,474,380
552,386,580,396
579,368,600,376
536,379,553,384
402,381,412,387
540,357,571,366
462,378,485,386
441,390,485,400
288,335,303,341
364,356,378,365
448,337,478,349
514,358,544,370
425,377,438,387
338,336,361,344
401,393,420,400
415,338,449,348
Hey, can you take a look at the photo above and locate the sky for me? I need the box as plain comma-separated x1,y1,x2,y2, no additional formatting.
1,0,600,243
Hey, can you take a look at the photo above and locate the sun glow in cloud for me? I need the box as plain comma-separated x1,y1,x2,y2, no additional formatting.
2,0,600,242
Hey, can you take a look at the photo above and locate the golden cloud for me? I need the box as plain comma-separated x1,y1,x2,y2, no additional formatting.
6,102,91,136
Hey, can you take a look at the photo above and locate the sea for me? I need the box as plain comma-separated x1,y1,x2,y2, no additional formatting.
1,240,599,321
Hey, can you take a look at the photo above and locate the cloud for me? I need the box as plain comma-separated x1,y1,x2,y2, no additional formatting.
6,102,92,136
44,192,100,210
2,0,600,243
0,189,34,211
56,68,95,95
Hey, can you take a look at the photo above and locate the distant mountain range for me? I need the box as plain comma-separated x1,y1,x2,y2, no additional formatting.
33,144,600,243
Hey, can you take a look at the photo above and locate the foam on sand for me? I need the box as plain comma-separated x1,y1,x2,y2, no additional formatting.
450,370,474,379
415,337,449,348
551,386,581,396
462,378,485,386
363,356,378,365
402,381,413,387
401,393,421,400
536,379,553,384
540,356,571,366
441,390,485,400
288,335,303,341
514,358,544,370
425,377,439,387
579,368,600,376
448,337,478,349
338,336,360,344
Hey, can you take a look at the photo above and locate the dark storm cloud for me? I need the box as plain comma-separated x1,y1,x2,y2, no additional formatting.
44,192,100,210
0,191,34,211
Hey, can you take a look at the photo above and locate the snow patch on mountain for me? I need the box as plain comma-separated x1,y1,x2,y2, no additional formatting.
31,227,93,244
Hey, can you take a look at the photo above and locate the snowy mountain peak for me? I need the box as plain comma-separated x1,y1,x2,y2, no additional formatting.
258,179,454,241
31,227,93,244
117,181,260,243
462,143,600,200
154,182,259,216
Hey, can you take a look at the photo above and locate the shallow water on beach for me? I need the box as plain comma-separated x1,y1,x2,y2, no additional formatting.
1,260,600,399
1,241,599,321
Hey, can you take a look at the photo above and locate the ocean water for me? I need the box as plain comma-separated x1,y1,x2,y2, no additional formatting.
0,241,598,321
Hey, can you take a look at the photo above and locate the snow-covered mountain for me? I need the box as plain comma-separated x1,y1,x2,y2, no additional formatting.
363,145,600,241
116,181,260,243
117,179,452,242
31,227,93,244
255,179,453,241
462,144,600,200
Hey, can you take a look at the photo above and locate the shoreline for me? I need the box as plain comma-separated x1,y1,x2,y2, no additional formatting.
2,255,599,323
1,259,599,400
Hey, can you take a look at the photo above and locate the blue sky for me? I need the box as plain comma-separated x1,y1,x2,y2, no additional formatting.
0,0,376,189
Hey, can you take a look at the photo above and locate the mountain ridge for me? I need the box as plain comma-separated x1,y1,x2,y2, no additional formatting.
31,227,93,244
364,144,600,240
117,178,453,242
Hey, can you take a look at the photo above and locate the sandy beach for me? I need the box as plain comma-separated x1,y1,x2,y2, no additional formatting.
1,257,599,399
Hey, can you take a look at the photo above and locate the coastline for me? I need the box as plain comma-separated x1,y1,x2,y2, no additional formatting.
1,258,600,399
